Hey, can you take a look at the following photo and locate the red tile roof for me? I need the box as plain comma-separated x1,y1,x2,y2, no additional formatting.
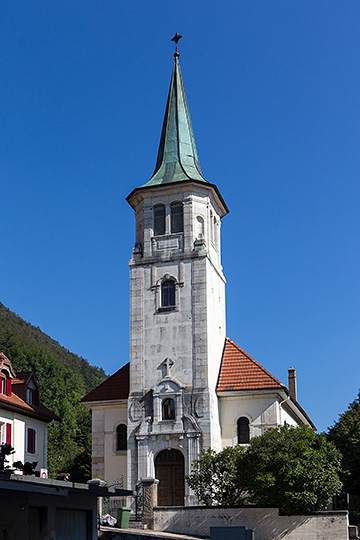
12,372,34,385
81,363,130,403
217,338,287,393
0,354,59,422
0,391,59,422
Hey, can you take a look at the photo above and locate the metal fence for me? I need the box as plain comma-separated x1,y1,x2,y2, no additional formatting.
100,475,125,517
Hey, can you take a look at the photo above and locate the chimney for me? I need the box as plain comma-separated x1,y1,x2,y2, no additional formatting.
288,367,297,401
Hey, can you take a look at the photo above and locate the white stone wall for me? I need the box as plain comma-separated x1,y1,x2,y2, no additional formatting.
219,391,310,448
89,402,128,485
154,507,349,540
0,409,48,470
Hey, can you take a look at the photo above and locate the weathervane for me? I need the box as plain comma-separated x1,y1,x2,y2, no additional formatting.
171,32,182,58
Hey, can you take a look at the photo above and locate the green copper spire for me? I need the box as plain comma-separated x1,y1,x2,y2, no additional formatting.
141,50,208,187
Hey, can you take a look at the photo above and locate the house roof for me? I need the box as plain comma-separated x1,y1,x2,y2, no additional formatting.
12,372,37,387
0,353,59,422
81,362,130,403
0,391,59,422
217,338,287,393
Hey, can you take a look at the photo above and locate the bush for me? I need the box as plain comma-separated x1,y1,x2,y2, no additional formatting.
186,445,246,506
187,425,343,514
241,425,342,514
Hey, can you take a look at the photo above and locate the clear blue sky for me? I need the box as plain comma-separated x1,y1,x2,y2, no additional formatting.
1,2,359,433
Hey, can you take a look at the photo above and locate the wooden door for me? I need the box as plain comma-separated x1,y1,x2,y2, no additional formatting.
155,449,185,506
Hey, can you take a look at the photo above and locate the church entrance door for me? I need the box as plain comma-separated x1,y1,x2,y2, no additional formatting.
155,449,185,506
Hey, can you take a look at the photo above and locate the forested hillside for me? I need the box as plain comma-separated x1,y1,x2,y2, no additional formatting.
0,302,107,480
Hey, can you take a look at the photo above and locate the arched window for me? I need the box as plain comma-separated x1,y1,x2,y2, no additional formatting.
170,202,183,233
116,424,127,451
154,204,165,236
162,398,175,420
237,417,250,444
161,279,176,307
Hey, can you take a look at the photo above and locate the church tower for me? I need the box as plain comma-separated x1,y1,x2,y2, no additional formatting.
82,37,315,505
126,40,228,505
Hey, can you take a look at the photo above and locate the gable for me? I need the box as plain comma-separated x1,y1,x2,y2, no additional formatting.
81,362,130,403
217,338,287,393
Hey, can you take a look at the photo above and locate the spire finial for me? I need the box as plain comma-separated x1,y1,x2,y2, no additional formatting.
171,32,182,58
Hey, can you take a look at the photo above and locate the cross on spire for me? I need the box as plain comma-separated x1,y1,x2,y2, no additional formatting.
171,32,182,58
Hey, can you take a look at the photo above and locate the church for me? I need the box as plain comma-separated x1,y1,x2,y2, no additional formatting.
82,39,314,506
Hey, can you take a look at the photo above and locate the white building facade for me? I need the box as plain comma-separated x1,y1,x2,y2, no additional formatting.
0,352,58,473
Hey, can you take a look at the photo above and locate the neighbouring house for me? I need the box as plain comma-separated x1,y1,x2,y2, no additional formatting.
0,352,59,473
82,45,315,506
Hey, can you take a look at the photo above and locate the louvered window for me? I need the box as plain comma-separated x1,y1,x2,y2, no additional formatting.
170,202,183,233
154,204,166,235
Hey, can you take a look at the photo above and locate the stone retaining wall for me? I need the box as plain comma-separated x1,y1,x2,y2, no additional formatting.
154,506,349,540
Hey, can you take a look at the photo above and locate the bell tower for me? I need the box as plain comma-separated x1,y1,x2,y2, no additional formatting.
126,37,228,504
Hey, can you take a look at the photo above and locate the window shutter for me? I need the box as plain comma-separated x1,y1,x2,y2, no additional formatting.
27,428,36,454
6,423,11,445
6,379,11,396
34,390,39,406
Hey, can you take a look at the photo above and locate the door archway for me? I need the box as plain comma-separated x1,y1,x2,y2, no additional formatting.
155,449,185,506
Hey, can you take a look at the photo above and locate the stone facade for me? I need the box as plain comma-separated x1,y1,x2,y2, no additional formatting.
127,183,227,504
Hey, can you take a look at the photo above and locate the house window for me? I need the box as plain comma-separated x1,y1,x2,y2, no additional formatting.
0,378,11,396
154,204,166,236
26,387,39,406
27,428,36,454
162,398,175,420
27,388,34,405
170,202,183,233
161,279,176,308
116,424,127,451
237,417,250,444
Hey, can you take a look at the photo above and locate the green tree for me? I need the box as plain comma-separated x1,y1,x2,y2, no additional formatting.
186,445,246,506
242,425,342,514
328,391,360,497
68,433,92,483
